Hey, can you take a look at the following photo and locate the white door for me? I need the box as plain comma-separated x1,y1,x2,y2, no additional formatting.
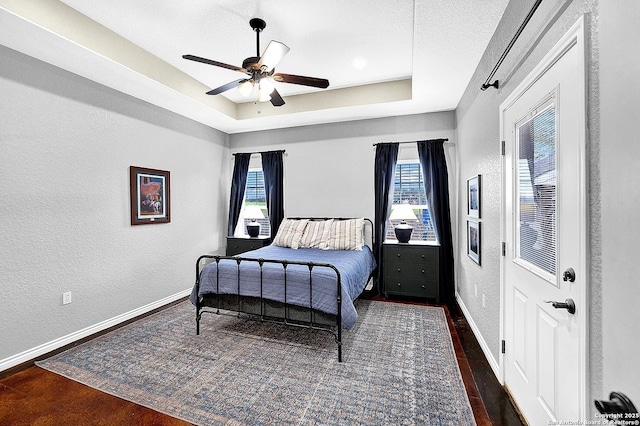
501,18,587,425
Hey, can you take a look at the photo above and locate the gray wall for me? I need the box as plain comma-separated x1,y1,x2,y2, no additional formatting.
456,0,598,365
0,45,229,365
599,0,640,409
456,0,640,414
230,112,457,221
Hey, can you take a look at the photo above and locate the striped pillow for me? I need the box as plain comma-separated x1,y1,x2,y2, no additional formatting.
299,219,334,249
271,219,309,249
325,218,364,251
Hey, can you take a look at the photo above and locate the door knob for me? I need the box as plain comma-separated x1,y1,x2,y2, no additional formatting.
562,267,576,282
544,298,576,314
595,392,637,416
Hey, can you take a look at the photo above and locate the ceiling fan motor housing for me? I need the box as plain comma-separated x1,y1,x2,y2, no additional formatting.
242,56,274,81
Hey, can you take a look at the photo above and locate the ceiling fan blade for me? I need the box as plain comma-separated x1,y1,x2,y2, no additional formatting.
269,88,285,107
183,54,246,73
257,41,290,72
273,73,329,89
206,79,249,95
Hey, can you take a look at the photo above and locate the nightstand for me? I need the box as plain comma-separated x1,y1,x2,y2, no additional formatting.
383,240,440,303
226,236,271,256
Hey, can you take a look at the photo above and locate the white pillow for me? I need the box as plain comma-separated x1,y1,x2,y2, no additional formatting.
271,219,309,249
325,218,364,251
299,219,334,249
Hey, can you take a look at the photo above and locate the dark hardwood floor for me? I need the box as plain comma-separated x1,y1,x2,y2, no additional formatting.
448,303,525,426
0,299,524,425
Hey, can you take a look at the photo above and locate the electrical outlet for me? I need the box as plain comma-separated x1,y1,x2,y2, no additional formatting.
482,294,486,308
62,291,72,305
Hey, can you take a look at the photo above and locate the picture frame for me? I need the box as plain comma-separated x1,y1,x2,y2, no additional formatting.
467,220,481,265
130,166,171,225
467,174,481,218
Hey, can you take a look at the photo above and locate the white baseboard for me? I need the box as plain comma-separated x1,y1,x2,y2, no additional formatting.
0,289,191,373
455,291,501,381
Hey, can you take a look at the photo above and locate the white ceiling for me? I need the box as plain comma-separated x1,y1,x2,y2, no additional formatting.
0,0,509,134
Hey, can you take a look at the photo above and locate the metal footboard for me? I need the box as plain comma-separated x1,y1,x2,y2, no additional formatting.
194,255,344,362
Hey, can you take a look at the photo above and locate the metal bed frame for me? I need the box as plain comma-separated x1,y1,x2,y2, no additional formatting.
193,217,374,363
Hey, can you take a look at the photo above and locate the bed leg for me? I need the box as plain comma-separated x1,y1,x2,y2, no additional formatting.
196,307,201,335
337,326,343,362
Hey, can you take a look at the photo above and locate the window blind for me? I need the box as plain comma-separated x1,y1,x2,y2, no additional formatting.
388,163,436,241
517,106,556,276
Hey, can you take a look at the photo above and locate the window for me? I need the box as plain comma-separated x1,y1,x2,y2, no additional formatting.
387,162,436,242
245,170,266,205
516,104,556,277
239,169,270,236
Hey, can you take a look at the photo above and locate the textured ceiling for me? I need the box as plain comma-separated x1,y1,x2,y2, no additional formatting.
0,0,510,133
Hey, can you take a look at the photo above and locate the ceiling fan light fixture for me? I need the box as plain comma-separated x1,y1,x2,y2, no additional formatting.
238,80,254,97
260,78,275,93
257,88,272,103
257,91,272,103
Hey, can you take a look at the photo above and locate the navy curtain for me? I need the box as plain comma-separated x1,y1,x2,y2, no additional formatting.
417,139,455,306
261,150,285,237
373,143,399,295
228,153,252,236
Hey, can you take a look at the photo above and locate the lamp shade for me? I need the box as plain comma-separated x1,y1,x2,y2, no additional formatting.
244,205,265,220
390,204,417,243
238,80,254,97
389,203,418,221
257,79,274,102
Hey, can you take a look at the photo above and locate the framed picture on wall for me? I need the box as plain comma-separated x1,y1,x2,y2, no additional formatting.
467,174,481,218
467,220,481,265
130,166,171,225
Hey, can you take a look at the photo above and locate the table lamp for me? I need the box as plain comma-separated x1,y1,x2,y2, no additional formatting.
244,205,265,237
389,203,417,243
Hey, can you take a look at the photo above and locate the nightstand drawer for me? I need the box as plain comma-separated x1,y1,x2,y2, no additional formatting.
386,264,430,280
226,237,271,256
385,279,438,299
386,248,437,265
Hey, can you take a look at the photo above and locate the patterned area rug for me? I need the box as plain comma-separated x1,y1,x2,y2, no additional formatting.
37,300,476,425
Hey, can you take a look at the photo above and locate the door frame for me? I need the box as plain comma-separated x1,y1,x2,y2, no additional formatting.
499,15,589,420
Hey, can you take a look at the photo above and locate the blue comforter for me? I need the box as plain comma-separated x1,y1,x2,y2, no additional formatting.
190,245,376,329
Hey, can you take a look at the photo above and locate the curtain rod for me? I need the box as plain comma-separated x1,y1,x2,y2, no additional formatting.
481,0,543,91
373,139,449,146
232,149,285,156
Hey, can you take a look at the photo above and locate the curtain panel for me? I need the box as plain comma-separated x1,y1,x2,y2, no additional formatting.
417,139,455,306
228,153,252,236
373,143,399,295
261,150,285,237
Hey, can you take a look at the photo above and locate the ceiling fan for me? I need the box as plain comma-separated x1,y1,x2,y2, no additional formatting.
183,18,330,107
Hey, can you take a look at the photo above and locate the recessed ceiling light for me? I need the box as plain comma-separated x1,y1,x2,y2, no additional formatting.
352,56,367,70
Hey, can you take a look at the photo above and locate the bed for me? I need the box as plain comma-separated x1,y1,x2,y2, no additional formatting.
190,217,376,362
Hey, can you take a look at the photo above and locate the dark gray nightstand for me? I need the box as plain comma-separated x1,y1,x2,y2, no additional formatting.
383,240,440,303
226,236,271,256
